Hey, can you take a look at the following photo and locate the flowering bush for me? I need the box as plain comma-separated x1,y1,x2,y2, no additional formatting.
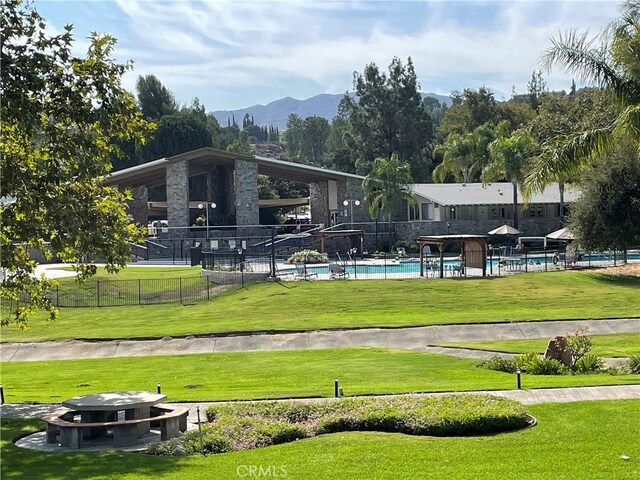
286,249,329,264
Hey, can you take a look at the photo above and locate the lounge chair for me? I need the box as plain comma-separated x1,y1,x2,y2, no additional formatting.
329,263,349,279
396,247,406,258
294,262,318,280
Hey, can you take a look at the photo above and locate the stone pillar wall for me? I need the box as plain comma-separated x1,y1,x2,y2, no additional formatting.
310,181,329,227
128,186,148,227
166,160,189,237
234,159,259,226
336,178,366,225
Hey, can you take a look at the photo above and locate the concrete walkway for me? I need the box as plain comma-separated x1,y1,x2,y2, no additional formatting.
2,318,638,362
2,385,639,424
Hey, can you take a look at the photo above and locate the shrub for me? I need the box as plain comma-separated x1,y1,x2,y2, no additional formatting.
526,356,568,375
169,395,530,457
286,249,329,264
477,355,516,373
574,352,605,374
565,327,594,366
626,352,640,374
513,352,540,372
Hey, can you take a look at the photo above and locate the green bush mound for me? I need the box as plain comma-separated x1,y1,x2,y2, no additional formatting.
148,395,529,456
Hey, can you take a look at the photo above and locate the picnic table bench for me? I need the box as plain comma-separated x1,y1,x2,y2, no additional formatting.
43,393,189,449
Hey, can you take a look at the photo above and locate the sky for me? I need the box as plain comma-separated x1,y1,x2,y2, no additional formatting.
37,0,620,111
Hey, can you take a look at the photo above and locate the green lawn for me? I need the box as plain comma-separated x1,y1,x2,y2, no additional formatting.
1,348,638,403
2,400,639,479
3,270,639,342
439,332,640,357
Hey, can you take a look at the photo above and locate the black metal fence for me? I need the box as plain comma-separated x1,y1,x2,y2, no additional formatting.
30,272,263,308
280,247,640,281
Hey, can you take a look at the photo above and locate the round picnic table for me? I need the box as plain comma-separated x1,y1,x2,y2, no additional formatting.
62,391,167,439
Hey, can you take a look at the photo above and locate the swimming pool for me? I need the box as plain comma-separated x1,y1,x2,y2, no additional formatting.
301,251,640,278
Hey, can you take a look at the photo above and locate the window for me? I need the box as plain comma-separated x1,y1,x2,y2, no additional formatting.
421,203,435,220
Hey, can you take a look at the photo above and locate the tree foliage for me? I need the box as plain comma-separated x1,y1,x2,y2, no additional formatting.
340,57,433,180
362,153,416,225
282,114,330,165
568,143,640,252
485,126,539,228
527,0,640,192
136,74,179,120
0,0,151,327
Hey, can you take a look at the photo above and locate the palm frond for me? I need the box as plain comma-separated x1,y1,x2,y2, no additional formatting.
542,30,629,97
525,126,614,193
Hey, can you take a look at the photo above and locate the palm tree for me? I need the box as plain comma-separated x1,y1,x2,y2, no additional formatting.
527,0,640,192
433,123,497,184
363,153,416,226
485,129,539,229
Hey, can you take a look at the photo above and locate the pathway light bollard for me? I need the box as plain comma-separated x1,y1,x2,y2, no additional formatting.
0,385,4,404
516,369,522,390
197,406,205,455
334,378,339,398
157,382,162,394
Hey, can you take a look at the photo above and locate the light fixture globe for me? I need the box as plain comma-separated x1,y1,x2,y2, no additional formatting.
197,203,204,209
343,200,349,206
355,200,361,206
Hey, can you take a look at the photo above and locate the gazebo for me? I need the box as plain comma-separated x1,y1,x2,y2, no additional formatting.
417,235,489,278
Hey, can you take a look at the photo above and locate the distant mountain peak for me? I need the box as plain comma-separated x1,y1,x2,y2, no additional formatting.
212,92,451,130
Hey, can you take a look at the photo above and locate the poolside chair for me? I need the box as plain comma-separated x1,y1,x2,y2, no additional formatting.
329,263,349,280
396,247,406,258
294,262,318,280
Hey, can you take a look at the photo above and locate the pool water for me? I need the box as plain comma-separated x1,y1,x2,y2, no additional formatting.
306,252,640,276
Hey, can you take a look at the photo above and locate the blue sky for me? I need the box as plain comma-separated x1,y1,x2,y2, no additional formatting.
38,0,619,111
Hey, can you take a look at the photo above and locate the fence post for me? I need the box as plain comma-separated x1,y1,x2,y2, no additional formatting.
353,253,357,280
270,227,276,278
138,279,142,306
56,284,60,307
179,277,183,304
384,254,387,280
524,250,528,273
97,280,100,307
207,275,210,300
544,244,548,271
241,269,245,288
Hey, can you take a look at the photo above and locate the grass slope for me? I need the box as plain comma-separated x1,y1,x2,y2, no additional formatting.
1,348,637,403
439,332,640,357
2,400,639,479
3,270,639,342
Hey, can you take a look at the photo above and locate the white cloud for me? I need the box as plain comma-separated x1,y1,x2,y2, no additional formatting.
108,0,620,108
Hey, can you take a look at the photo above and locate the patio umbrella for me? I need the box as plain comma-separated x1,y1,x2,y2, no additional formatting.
487,224,522,235
546,227,575,240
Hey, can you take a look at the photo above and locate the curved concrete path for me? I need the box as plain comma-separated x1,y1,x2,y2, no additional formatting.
2,318,638,362
2,385,639,424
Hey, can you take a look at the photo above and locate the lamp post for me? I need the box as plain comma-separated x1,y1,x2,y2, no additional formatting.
343,199,360,229
197,202,217,241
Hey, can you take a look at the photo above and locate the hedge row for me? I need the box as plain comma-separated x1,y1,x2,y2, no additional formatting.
148,394,529,456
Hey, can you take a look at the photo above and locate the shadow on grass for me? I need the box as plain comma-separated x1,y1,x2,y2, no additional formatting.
585,271,640,288
1,419,187,480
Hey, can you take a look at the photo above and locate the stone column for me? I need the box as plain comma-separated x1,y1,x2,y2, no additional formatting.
310,181,329,227
128,186,148,227
234,159,259,226
166,160,189,237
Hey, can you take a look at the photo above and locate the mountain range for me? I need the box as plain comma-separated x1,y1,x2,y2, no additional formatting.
212,92,452,130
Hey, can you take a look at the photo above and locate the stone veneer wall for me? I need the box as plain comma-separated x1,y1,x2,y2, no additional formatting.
234,159,259,225
393,217,564,240
166,160,189,236
127,186,148,227
310,181,329,226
